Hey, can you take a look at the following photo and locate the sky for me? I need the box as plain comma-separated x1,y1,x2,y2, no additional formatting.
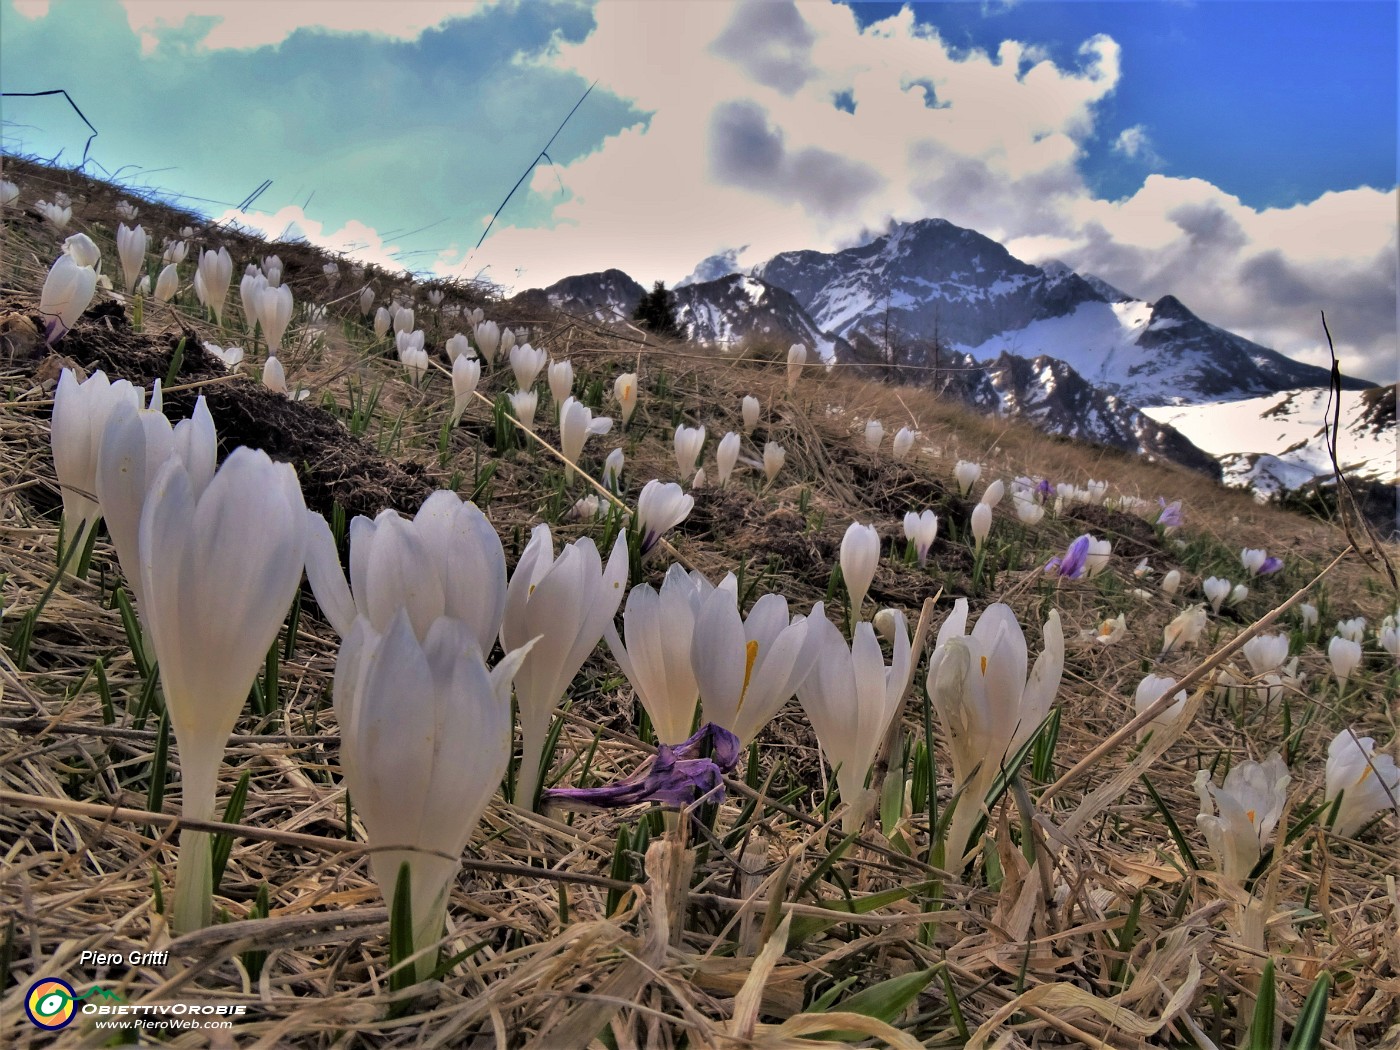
1,0,1395,383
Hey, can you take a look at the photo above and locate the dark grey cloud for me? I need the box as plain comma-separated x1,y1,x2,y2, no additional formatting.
710,0,816,95
1167,201,1249,254
709,99,884,220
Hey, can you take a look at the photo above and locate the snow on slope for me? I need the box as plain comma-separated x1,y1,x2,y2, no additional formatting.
1144,386,1397,493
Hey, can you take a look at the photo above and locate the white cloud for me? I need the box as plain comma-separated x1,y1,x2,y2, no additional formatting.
426,0,1393,383
1112,124,1159,164
212,204,408,275
119,0,495,52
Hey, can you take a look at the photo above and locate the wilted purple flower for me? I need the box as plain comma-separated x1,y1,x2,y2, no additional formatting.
1258,556,1284,575
543,724,739,810
1046,533,1091,578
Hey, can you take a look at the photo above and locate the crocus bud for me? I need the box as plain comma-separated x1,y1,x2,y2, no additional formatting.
635,479,693,555
153,264,179,303
445,333,472,364
196,247,233,325
559,397,613,483
1161,569,1181,597
980,478,1005,508
615,372,639,427
970,502,992,552
741,395,760,434
40,239,100,344
1327,636,1362,684
255,283,294,352
1134,674,1186,740
509,390,538,432
358,285,374,315
1298,603,1318,630
1240,547,1267,575
786,342,807,392
954,460,981,496
891,427,915,462
1242,634,1289,676
509,342,548,391
116,223,147,294
603,447,624,492
840,522,880,619
451,356,481,424
763,441,785,484
1084,537,1112,577
1227,583,1248,608
374,306,392,339
474,320,500,363
0,179,18,207
51,368,142,551
716,431,740,486
864,419,884,451
674,424,705,479
548,359,574,404
263,356,289,396
1203,576,1231,614
1162,605,1208,654
903,509,938,566
394,306,414,335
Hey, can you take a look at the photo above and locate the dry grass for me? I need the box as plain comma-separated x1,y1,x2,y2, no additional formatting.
1,154,1397,1049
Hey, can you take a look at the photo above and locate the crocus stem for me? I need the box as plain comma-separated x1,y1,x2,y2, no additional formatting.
172,829,212,933
516,718,550,813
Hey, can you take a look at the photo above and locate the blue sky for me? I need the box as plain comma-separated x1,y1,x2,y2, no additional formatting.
1,0,1395,380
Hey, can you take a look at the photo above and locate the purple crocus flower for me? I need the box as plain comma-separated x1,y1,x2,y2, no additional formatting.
1156,498,1184,529
542,724,740,810
1036,478,1054,503
1258,556,1284,575
1045,533,1091,578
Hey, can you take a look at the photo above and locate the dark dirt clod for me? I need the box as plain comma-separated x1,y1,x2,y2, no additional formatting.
32,300,433,521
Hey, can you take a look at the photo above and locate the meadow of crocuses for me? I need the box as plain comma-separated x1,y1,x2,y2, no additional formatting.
1,157,1397,1048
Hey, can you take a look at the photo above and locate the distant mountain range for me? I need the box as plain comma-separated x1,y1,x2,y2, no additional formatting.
509,216,1387,494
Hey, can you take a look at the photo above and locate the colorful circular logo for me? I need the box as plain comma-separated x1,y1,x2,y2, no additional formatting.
26,978,78,1030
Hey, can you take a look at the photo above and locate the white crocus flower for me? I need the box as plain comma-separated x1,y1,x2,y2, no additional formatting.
635,479,693,554
426,288,443,306
395,329,425,362
140,447,307,930
548,359,574,404
1327,636,1362,684
37,200,71,228
40,233,102,344
1203,576,1232,614
1012,495,1044,525
451,356,481,424
1298,603,1318,630
716,431,741,486
1093,613,1127,645
373,306,392,340
741,395,760,434
980,478,1005,508
763,441,785,485
694,588,821,747
1227,583,1249,608
337,611,531,979
903,510,938,566
261,255,282,285
115,199,139,222
0,178,18,207
603,447,624,492
840,522,880,620
891,427,915,462
1162,604,1208,654
798,608,911,833
1133,674,1186,739
970,503,992,552
863,418,883,451
255,282,294,353
606,566,724,744
1335,617,1367,643
500,327,517,354
1325,730,1400,838
500,526,628,808
1242,634,1290,676
445,333,473,364
675,424,705,480
474,320,501,364
154,263,179,303
509,390,538,433
203,342,244,370
96,391,217,623
394,306,415,335
1161,569,1181,597
51,368,142,552
116,223,147,294
786,342,807,392
1085,479,1109,504
1084,537,1112,577
263,356,289,396
559,397,613,483
358,285,374,316
570,495,600,521
1194,753,1290,884
1240,547,1267,575
402,347,430,387
163,239,188,266
196,247,233,325
303,490,506,658
509,342,548,391
954,460,981,496
926,600,1064,865
1380,622,1400,663
614,372,639,427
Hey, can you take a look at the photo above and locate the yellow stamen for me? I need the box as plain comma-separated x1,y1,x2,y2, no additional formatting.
735,640,760,713
1246,809,1256,824
980,655,988,675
